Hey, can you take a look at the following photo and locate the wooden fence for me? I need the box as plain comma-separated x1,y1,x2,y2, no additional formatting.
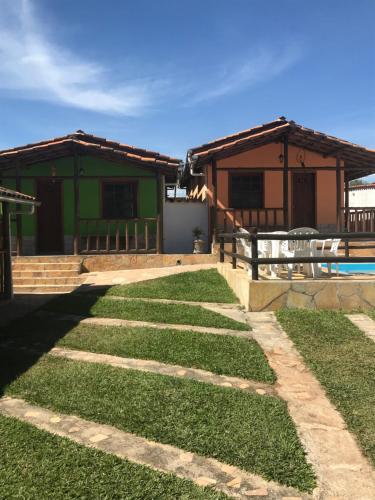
219,230,375,280
79,217,160,254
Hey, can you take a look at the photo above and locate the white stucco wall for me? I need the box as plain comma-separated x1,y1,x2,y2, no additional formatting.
349,187,375,207
163,201,209,253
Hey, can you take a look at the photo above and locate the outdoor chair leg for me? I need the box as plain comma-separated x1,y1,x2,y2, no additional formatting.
327,263,332,277
287,264,293,280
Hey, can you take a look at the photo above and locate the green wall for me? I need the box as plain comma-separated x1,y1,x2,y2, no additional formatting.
0,155,158,240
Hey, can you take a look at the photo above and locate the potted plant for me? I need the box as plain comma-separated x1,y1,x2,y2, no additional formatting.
192,226,205,254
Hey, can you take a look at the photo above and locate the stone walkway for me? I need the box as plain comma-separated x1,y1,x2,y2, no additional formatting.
247,312,375,499
82,263,216,287
49,347,276,396
0,397,307,500
37,310,251,339
77,293,242,310
346,313,375,343
77,294,249,325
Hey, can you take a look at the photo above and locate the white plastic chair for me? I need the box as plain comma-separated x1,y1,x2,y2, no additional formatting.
280,227,319,280
237,228,273,277
318,238,341,276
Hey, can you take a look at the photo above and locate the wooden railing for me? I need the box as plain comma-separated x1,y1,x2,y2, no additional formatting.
341,207,375,232
219,230,375,280
216,207,285,233
0,250,5,297
79,217,160,254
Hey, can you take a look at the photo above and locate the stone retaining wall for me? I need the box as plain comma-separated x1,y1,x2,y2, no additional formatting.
217,263,375,311
82,253,216,272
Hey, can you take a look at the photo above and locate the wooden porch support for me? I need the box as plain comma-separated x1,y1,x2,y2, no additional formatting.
211,158,218,244
73,152,80,255
336,157,342,231
15,162,23,256
2,202,13,300
283,135,289,229
344,172,349,228
156,171,164,253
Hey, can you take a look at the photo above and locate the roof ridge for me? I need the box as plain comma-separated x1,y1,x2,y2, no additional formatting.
0,132,180,167
190,117,288,154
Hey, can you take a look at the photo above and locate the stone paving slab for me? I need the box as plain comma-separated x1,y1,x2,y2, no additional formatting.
346,313,375,343
76,293,242,311
37,310,252,339
0,397,308,500
247,312,375,499
49,347,277,397
82,264,217,287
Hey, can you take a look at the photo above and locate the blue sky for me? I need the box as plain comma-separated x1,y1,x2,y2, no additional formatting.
0,0,374,166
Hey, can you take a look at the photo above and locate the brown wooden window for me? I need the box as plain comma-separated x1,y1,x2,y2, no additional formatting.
102,182,137,219
229,173,264,209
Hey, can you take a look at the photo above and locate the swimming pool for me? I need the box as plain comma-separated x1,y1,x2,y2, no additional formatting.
322,263,375,274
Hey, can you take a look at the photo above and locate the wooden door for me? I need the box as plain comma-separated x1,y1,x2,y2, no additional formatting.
37,179,64,254
292,173,316,228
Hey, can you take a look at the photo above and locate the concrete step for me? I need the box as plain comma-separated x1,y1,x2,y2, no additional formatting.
14,285,79,294
12,270,81,279
13,277,84,286
13,263,82,272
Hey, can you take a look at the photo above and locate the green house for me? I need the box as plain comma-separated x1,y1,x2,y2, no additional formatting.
0,131,180,255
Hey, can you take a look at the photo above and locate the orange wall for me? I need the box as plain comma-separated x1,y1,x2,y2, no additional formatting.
199,142,343,228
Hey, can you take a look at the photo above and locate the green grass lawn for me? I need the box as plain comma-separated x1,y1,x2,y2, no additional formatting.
5,355,316,491
0,415,226,500
277,309,375,467
56,322,275,383
106,269,238,303
45,295,248,330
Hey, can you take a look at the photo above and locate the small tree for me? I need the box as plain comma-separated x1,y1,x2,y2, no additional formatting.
192,226,204,240
350,178,367,187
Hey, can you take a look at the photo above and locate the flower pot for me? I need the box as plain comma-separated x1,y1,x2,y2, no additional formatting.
193,238,205,254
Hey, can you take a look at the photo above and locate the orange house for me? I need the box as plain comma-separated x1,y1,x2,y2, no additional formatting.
181,117,375,244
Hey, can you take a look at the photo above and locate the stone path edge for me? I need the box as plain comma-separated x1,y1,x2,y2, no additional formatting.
75,292,242,310
36,310,252,339
346,313,375,343
49,347,277,397
247,311,375,500
0,397,308,500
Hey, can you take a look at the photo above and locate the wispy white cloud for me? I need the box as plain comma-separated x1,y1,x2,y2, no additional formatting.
0,0,303,116
186,45,302,105
0,0,167,115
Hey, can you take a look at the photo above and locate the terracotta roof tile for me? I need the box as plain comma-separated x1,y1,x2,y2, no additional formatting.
187,117,375,172
0,132,180,171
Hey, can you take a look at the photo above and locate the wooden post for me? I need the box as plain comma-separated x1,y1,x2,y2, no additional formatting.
219,236,224,263
15,162,23,256
343,172,350,257
156,171,164,253
250,227,259,280
232,235,237,269
73,152,80,255
3,202,13,300
283,135,289,230
211,159,218,245
336,157,342,231
344,173,349,230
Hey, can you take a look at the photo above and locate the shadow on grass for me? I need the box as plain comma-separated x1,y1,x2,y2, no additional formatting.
0,287,102,398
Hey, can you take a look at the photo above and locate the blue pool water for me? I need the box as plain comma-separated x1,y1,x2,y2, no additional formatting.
322,263,375,274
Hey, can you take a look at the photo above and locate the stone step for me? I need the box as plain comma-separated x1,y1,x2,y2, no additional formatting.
13,277,84,286
12,270,81,279
13,263,82,272
13,256,83,263
14,284,79,294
